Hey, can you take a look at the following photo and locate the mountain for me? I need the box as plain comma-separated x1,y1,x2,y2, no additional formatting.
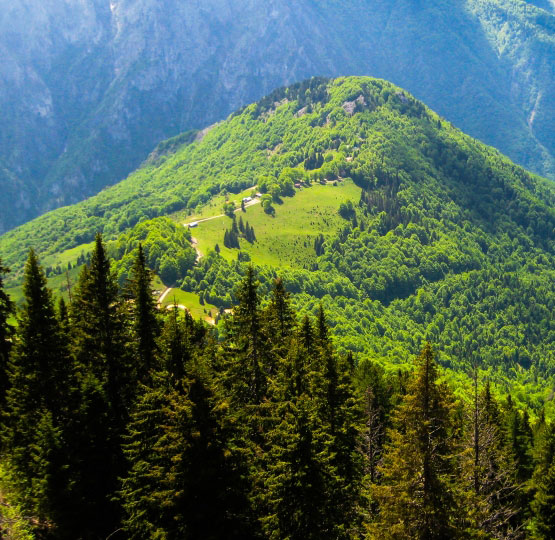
1,76,554,409
1,0,554,233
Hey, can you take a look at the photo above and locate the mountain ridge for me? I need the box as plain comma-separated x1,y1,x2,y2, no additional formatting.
1,0,554,232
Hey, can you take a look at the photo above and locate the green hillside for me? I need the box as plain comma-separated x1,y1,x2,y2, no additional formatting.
2,0,555,234
1,76,555,410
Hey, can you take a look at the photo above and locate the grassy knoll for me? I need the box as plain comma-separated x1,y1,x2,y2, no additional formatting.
190,180,361,269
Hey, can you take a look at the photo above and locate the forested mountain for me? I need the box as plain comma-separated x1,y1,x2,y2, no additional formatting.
1,75,554,412
1,0,554,232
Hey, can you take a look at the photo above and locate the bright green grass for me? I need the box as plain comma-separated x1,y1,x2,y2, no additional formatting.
160,288,219,323
42,241,94,270
190,180,361,269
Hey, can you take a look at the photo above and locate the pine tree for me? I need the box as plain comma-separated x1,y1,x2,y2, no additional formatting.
120,359,254,539
0,259,15,406
125,244,160,383
462,377,522,538
69,233,131,537
371,343,462,539
3,249,76,534
239,215,245,232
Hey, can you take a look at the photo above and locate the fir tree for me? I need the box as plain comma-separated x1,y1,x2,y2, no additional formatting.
71,233,132,421
126,244,160,383
121,359,254,539
3,250,76,534
0,259,14,406
371,343,462,539
69,233,131,537
532,462,555,539
226,266,267,405
264,277,296,358
462,377,522,538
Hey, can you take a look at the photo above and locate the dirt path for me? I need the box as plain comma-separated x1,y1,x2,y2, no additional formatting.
157,286,172,305
190,236,202,261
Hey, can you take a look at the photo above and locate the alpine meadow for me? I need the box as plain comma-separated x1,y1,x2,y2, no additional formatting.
0,15,555,540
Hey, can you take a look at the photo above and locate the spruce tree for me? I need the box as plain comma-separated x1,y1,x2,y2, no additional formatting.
532,462,555,539
3,249,76,534
69,233,131,537
264,277,296,360
120,359,254,540
126,244,160,383
71,233,132,421
0,258,14,406
226,266,267,404
371,343,462,539
530,422,555,538
462,378,522,538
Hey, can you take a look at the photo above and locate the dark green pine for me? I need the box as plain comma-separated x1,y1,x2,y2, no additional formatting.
3,249,76,533
0,258,15,406
126,243,160,383
71,233,132,420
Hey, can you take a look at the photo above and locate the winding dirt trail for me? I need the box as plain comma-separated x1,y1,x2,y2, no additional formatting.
157,286,172,305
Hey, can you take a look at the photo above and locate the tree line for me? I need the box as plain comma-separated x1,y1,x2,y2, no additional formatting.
0,237,555,539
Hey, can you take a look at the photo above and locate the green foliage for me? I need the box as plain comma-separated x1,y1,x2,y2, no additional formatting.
0,76,554,410
3,252,555,538
370,344,463,539
111,217,195,286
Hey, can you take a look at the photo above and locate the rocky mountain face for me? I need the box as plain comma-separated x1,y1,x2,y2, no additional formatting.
1,0,554,233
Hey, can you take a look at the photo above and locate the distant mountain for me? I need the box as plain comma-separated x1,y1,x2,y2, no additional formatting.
1,76,554,406
0,0,554,233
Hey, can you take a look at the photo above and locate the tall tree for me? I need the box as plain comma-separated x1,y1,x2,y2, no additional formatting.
531,423,555,539
462,377,522,539
0,258,15,406
225,266,267,405
371,343,463,539
71,233,131,421
120,358,254,540
69,233,131,537
125,244,160,383
3,249,75,534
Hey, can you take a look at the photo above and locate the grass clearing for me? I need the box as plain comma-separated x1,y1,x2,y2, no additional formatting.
42,241,95,270
160,288,219,323
190,180,361,269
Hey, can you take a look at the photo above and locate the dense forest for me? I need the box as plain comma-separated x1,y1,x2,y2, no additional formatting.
1,237,555,539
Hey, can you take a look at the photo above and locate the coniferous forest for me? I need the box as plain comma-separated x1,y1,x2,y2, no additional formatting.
2,236,555,539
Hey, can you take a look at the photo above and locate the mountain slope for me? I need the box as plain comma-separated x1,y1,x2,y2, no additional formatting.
0,0,554,232
1,76,554,409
